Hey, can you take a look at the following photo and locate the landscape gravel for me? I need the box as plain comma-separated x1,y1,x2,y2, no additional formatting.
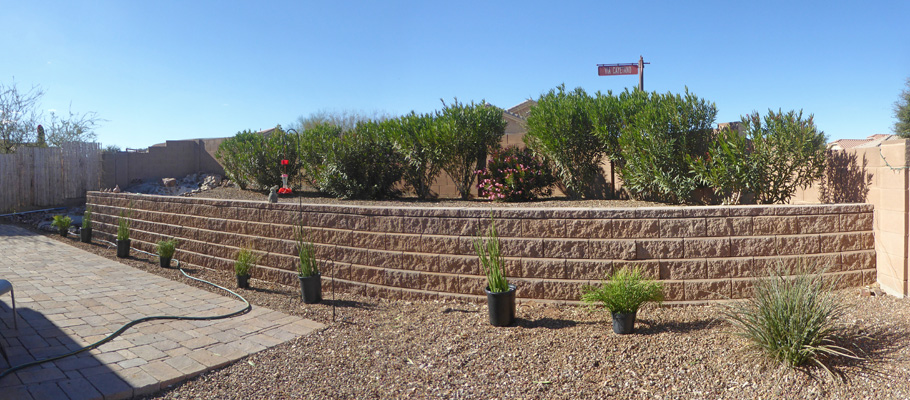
16,219,909,400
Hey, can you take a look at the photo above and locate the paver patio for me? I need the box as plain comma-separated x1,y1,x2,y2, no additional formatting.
0,224,324,400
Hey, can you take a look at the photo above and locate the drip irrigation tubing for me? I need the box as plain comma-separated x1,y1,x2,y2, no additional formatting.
0,239,251,382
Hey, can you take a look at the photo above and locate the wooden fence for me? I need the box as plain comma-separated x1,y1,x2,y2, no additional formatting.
0,142,101,213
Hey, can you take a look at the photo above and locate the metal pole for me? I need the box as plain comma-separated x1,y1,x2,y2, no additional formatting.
638,55,644,91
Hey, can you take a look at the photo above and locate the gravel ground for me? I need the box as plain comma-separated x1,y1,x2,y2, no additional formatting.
9,220,907,400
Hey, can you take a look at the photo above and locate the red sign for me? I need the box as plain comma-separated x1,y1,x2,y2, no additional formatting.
598,64,638,76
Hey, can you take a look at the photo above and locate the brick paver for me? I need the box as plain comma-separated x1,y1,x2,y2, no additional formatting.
0,224,325,400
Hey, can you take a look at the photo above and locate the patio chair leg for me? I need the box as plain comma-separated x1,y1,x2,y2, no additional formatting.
10,286,15,330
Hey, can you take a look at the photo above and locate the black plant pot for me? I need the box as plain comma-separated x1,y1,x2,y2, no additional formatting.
237,274,250,289
299,273,322,304
159,256,171,268
58,227,68,237
485,284,517,327
80,228,92,243
611,311,637,334
116,239,131,258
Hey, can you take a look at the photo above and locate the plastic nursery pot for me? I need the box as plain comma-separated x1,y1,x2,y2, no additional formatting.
237,274,250,289
116,239,131,258
58,227,68,237
299,273,322,304
159,256,171,268
80,228,92,243
611,311,637,335
485,284,517,327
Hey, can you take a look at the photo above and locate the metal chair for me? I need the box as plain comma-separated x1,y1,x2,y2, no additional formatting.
0,279,16,330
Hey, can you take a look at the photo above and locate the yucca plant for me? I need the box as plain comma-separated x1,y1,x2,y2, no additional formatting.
294,223,319,277
723,261,858,376
82,208,92,229
116,209,131,241
472,217,508,293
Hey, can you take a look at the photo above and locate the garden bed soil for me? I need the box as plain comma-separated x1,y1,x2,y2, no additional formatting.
19,222,910,400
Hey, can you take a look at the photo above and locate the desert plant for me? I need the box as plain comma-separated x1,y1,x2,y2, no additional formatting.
234,246,257,277
82,208,92,229
157,238,178,259
582,266,663,314
294,223,319,277
116,209,130,241
723,262,857,376
215,126,302,190
476,146,555,202
525,85,607,199
51,215,72,233
618,89,717,203
472,217,509,293
437,99,507,199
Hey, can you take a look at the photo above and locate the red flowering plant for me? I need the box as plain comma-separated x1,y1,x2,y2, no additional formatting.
476,146,556,202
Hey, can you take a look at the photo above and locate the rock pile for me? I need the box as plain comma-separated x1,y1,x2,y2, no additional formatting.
121,173,228,196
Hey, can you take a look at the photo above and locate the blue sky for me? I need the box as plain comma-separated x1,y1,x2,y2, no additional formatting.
2,1,908,149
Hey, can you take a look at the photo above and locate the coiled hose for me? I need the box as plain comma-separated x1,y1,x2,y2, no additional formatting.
0,236,251,381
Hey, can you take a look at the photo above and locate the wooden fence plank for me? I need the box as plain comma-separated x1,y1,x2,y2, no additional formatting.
0,143,101,213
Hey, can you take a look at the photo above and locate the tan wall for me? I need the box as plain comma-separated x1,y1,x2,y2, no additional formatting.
87,192,875,304
101,138,226,189
792,138,910,297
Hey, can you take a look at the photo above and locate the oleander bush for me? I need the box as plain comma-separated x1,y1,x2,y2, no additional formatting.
437,99,507,199
314,121,405,199
215,126,302,190
476,146,555,202
386,112,445,199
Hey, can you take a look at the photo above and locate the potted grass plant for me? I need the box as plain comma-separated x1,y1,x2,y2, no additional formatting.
52,215,72,237
473,217,516,327
116,209,131,258
80,208,93,243
581,266,663,334
294,223,321,304
234,246,256,289
157,238,178,268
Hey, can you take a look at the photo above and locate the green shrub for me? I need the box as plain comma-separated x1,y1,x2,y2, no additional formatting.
386,112,444,199
294,223,319,277
689,125,756,204
234,246,257,277
723,262,857,376
476,146,555,202
215,126,301,190
157,238,178,258
581,266,663,314
618,89,717,203
298,123,344,189
525,85,607,199
51,215,72,231
82,208,92,229
437,99,506,199
116,209,130,241
472,217,509,293
315,121,404,199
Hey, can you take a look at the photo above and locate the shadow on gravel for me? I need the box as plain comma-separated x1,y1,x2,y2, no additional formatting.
634,317,723,334
441,307,477,314
815,324,910,382
322,299,377,310
516,317,594,330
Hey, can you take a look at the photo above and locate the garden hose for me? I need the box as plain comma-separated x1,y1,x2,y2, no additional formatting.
0,239,251,382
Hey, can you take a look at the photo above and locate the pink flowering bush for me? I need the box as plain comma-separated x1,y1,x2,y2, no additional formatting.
476,146,555,202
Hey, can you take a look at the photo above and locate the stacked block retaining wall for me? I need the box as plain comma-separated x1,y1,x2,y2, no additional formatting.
86,192,875,304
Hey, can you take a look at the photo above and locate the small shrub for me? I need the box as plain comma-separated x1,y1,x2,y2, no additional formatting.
314,121,404,199
581,266,663,314
294,223,319,277
234,247,257,277
157,238,178,258
472,217,509,293
116,210,130,241
82,208,92,229
51,215,72,231
437,99,507,199
476,146,555,202
723,262,857,376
